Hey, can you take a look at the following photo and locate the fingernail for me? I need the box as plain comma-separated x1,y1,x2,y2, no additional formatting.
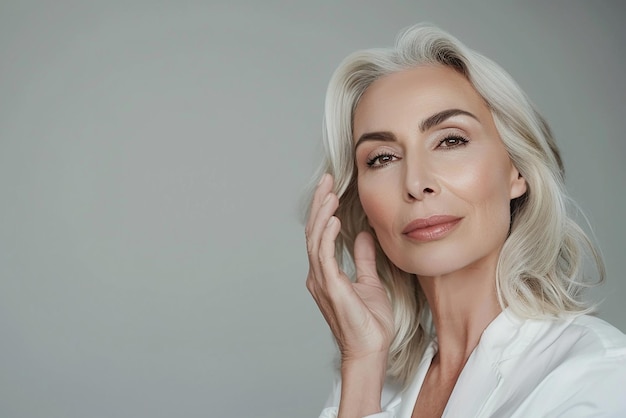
326,216,336,227
322,194,332,205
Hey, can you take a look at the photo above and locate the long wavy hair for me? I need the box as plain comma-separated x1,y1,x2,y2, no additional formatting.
309,23,604,385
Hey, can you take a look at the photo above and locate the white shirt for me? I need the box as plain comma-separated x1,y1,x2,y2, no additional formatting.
319,310,626,417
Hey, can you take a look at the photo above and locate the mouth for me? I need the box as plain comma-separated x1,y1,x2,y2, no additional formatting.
402,215,462,242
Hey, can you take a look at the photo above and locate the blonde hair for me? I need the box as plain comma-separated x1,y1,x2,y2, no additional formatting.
311,23,604,385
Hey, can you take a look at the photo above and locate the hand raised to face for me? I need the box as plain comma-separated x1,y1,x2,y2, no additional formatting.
305,174,394,363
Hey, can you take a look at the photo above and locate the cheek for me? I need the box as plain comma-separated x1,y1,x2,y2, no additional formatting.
359,191,388,231
449,149,513,202
455,158,514,233
358,178,396,232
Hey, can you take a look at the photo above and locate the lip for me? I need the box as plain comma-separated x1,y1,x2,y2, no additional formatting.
402,215,462,242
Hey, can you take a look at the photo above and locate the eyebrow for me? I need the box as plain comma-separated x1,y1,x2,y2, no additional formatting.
355,108,479,149
419,108,479,132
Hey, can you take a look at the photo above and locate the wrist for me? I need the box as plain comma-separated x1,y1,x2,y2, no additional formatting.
337,353,388,418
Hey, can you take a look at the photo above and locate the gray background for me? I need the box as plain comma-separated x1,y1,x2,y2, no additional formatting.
0,1,624,417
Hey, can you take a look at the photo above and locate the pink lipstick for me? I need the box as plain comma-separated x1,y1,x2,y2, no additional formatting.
402,215,462,242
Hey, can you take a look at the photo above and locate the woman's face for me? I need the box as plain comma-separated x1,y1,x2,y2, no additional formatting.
353,65,527,277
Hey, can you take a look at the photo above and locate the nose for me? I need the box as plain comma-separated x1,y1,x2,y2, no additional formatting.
403,156,438,202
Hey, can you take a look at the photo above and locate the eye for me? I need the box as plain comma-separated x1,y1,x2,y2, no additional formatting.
366,152,399,167
438,135,469,148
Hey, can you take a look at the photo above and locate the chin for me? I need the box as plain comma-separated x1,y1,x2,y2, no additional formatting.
378,234,506,279
389,255,462,278
402,265,461,278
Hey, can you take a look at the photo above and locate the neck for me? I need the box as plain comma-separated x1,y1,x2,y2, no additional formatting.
417,260,502,374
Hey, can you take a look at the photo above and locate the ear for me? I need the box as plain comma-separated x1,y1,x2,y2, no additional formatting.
509,165,527,199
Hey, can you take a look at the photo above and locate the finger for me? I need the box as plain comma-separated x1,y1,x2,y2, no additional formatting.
306,191,339,271
305,174,333,236
354,231,379,285
318,215,345,289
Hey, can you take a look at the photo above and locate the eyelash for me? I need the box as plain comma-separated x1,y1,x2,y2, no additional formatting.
438,134,469,148
366,152,399,167
365,135,469,168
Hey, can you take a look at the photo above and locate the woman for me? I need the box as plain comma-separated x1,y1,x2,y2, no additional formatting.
305,24,626,418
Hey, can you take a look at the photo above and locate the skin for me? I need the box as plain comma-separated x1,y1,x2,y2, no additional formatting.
306,65,527,418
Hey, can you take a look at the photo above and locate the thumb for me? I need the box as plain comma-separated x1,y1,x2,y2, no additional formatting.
354,231,379,285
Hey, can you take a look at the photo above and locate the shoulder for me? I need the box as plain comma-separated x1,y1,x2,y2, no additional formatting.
565,314,626,358
512,313,626,381
503,314,626,417
509,313,626,361
527,314,626,369
539,314,626,387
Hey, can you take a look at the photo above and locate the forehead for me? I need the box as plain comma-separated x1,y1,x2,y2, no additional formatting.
353,65,491,137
